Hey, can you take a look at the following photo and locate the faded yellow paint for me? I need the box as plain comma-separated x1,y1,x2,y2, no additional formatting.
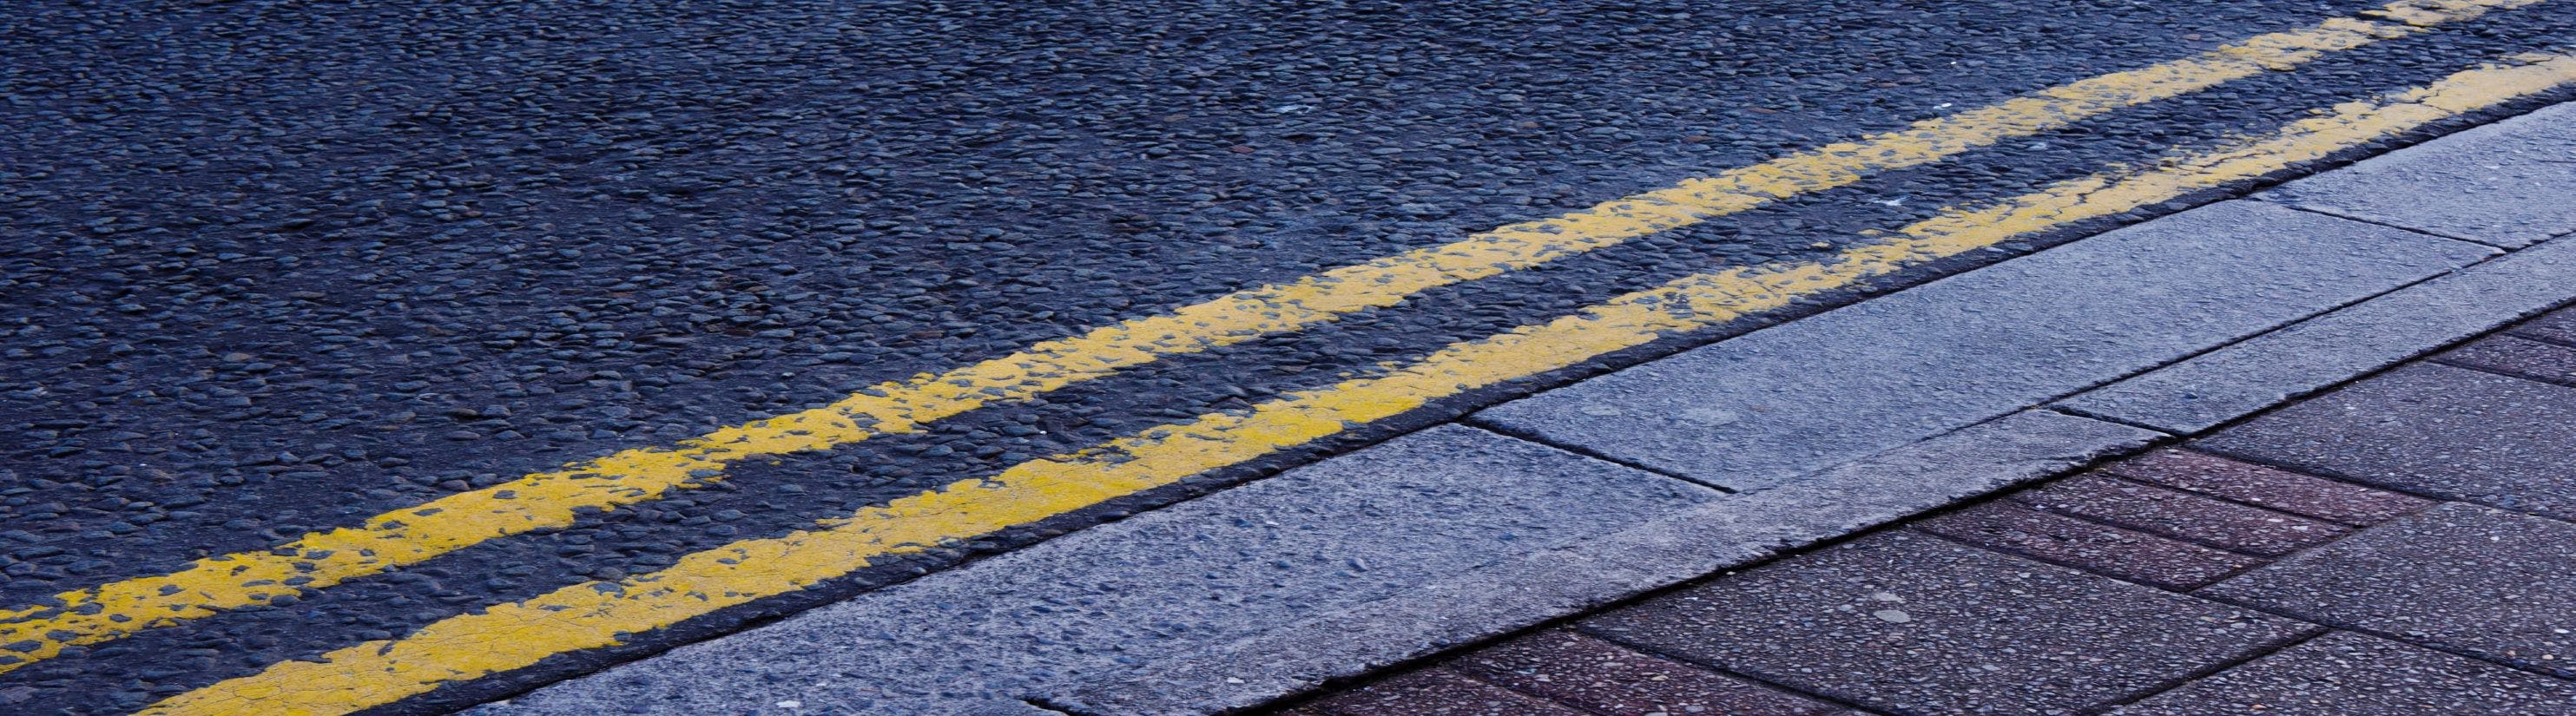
5,0,2514,673
2371,0,2542,24
141,50,2576,716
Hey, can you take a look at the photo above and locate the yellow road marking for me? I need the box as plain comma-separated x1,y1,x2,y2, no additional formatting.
139,49,2576,716
3,0,2525,674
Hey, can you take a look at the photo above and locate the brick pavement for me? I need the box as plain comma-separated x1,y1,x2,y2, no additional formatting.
1274,304,2576,716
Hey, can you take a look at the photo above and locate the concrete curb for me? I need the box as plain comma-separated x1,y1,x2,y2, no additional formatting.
2060,233,2576,432
1472,200,2485,491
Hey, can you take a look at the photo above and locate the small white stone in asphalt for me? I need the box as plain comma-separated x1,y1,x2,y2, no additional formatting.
1872,609,1914,623
1680,408,1739,426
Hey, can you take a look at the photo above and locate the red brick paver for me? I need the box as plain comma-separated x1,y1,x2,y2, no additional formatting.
2439,334,2576,387
2112,631,2576,716
2013,473,2348,556
1313,668,1590,716
2100,449,2429,526
1581,533,2312,715
1916,499,2260,590
2512,308,2576,345
1449,631,1840,716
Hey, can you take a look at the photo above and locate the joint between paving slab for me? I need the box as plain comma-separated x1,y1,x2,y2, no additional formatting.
2184,359,2558,456
1442,643,1887,716
2264,200,2524,250
2079,472,2347,558
1622,652,1891,716
2090,627,2337,713
1557,620,1898,716
2507,326,2576,351
2147,478,2445,560
2184,441,2478,514
2054,244,2576,435
2181,558,2576,684
2010,219,2498,436
1899,517,2275,593
2429,349,2576,387
1558,493,2124,707
2151,489,2576,685
2178,361,2576,518
2099,463,2436,532
1262,476,1998,715
2043,404,2173,435
1459,417,1736,493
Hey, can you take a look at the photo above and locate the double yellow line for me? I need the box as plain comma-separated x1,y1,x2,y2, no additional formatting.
0,0,2560,712
0,0,2479,674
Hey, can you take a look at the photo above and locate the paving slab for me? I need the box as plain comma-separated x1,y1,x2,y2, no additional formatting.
2195,364,2576,521
2100,449,2430,526
1915,500,2263,590
2060,234,2576,433
2012,474,2349,556
1072,410,2159,714
2440,333,2576,386
1579,532,2317,716
2261,102,2576,248
2112,631,2576,716
1308,669,1590,716
2517,306,2576,345
2202,503,2576,680
1479,200,2484,490
1445,630,1844,716
475,425,1723,716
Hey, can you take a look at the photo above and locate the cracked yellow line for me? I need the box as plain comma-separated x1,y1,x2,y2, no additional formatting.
138,46,2576,716
3,0,2521,674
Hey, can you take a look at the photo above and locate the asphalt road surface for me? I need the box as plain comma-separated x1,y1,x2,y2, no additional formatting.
5,0,2576,713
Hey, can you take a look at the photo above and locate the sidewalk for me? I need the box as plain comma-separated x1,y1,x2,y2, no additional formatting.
1272,299,2576,714
1256,101,2576,716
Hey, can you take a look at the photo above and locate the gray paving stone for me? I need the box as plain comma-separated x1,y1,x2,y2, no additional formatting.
2062,235,2576,433
476,425,1723,716
2112,632,2576,716
2262,102,2576,247
1479,200,2483,490
1580,533,2317,716
1077,411,2159,715
2196,364,2576,521
2202,503,2576,680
